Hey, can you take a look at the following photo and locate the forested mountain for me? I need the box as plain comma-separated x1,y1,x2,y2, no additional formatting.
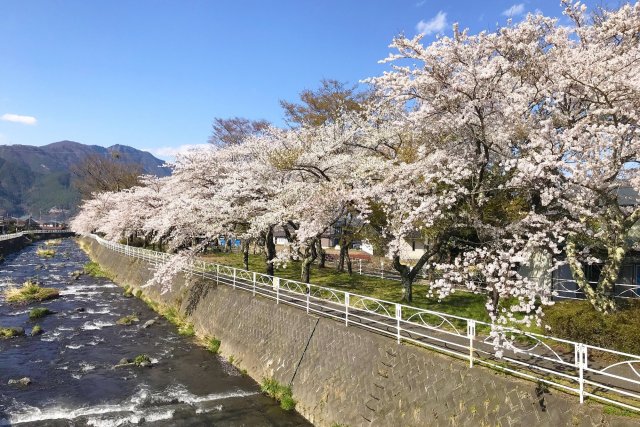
0,140,169,218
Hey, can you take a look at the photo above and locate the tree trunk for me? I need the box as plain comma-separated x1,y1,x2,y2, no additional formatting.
283,224,297,261
393,255,413,303
490,288,500,318
346,249,352,275
338,236,347,272
566,234,618,313
401,274,413,302
301,239,318,283
265,227,276,276
316,239,326,268
242,239,250,271
392,251,433,304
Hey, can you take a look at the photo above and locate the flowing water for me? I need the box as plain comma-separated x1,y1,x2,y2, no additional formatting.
0,239,311,426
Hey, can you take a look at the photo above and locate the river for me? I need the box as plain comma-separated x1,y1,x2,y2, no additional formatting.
0,238,311,426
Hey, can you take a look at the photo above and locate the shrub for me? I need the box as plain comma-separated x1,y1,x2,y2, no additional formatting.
261,377,296,411
178,323,195,337
36,248,56,258
164,306,180,324
31,325,43,336
162,306,194,336
207,337,221,354
83,262,111,278
544,301,640,355
0,326,25,338
29,307,53,320
116,314,139,325
133,354,151,366
5,281,60,304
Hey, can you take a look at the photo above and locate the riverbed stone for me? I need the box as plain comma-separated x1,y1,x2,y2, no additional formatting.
116,315,139,325
116,358,131,367
8,377,31,386
142,319,156,328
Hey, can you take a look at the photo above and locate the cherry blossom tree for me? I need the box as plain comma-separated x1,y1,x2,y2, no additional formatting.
71,0,640,320
510,0,640,313
258,114,368,282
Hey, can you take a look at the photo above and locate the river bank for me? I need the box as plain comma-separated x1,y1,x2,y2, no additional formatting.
79,236,640,427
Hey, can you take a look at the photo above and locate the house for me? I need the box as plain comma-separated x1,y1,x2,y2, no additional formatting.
273,227,289,246
41,221,68,230
398,231,429,261
14,217,40,232
272,220,364,250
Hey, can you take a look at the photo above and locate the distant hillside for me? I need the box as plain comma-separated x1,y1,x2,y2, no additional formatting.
0,140,169,219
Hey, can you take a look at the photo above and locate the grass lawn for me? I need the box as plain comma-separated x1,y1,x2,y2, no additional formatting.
199,251,492,325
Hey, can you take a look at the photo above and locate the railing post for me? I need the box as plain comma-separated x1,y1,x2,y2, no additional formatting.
577,343,585,404
395,304,401,344
306,284,310,314
345,292,350,326
467,320,476,368
274,277,280,304
381,261,384,279
252,272,256,296
216,264,219,285
233,268,236,289
202,261,205,278
358,259,362,275
582,344,588,403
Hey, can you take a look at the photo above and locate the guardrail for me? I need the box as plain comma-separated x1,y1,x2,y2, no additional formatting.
88,233,640,413
0,230,74,242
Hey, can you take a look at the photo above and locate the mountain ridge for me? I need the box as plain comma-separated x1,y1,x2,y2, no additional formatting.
0,140,169,219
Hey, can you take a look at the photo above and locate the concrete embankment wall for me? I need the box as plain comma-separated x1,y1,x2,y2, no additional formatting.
80,237,635,427
0,236,31,257
0,233,75,259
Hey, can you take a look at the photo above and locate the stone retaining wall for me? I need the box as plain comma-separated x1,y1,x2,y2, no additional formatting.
80,237,637,427
0,235,31,257
0,232,75,258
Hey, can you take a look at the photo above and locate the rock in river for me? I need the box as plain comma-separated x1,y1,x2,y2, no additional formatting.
8,377,31,386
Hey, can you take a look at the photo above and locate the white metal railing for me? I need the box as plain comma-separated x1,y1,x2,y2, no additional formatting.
349,258,640,302
0,229,74,242
87,234,640,414
552,278,640,300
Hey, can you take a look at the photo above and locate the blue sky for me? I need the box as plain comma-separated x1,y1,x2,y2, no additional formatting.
0,0,610,159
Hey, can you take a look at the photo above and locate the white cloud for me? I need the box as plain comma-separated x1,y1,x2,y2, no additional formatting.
502,3,525,17
416,11,447,35
144,144,210,161
1,113,37,125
